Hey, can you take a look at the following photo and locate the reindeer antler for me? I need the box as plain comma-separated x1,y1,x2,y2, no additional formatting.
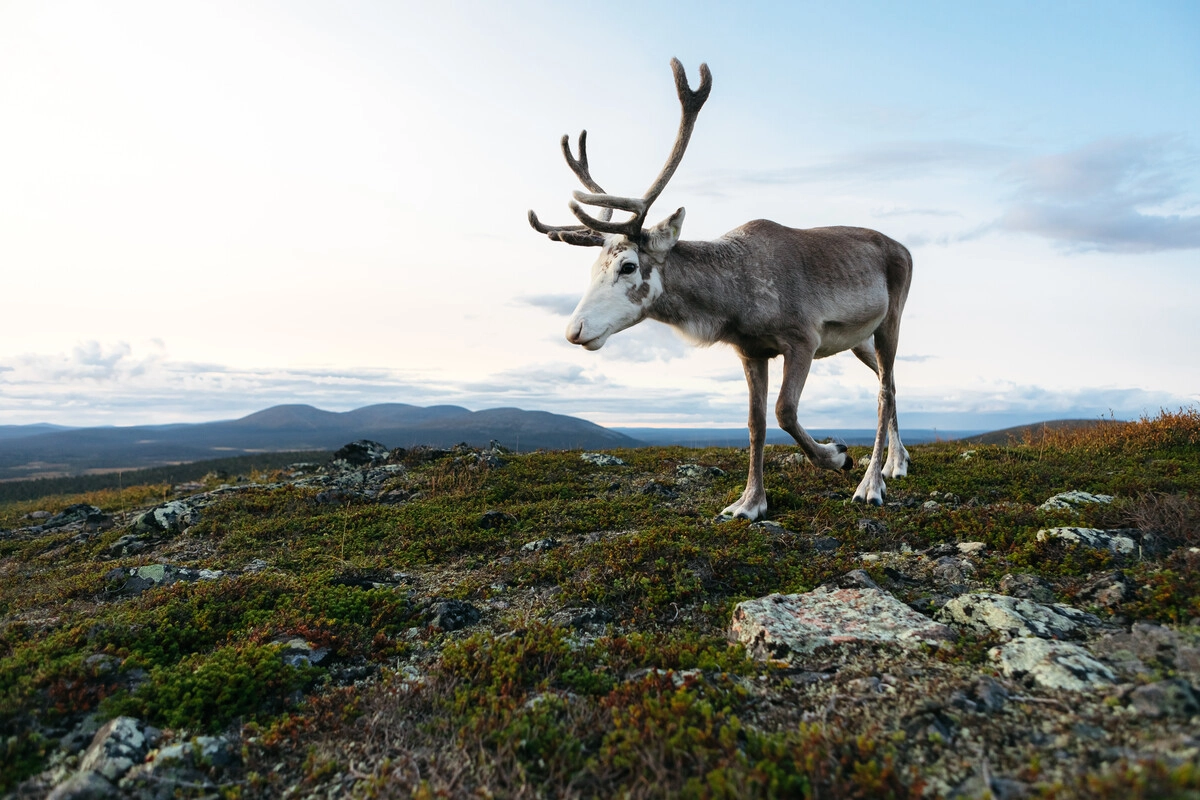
529,59,712,247
570,58,711,241
527,131,611,247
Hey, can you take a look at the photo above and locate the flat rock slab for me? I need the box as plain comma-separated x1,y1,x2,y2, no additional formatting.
989,638,1115,691
730,587,955,661
937,592,1100,640
1038,490,1113,512
1036,527,1137,555
580,453,626,467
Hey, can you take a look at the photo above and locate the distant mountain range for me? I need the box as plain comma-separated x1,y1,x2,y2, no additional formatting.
0,404,641,480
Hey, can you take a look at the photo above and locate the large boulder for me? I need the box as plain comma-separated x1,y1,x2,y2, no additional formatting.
131,499,203,535
730,587,955,660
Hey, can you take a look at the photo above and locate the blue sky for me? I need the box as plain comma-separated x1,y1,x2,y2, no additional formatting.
1,1,1197,430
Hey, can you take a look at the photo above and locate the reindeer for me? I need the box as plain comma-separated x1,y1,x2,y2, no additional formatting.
528,59,913,520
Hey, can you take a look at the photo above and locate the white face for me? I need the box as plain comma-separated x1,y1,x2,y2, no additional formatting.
565,236,663,350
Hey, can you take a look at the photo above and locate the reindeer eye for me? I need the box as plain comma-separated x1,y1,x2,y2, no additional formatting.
618,263,637,276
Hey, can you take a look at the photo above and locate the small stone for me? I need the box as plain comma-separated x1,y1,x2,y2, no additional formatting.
999,573,1057,603
1037,527,1137,555
428,599,481,632
989,638,1115,691
1039,490,1114,512
811,535,841,552
937,593,1100,640
580,452,625,467
956,541,986,556
27,510,52,520
522,537,559,552
641,481,677,499
931,556,975,584
822,569,882,591
550,607,613,629
857,518,888,536
923,500,940,510
244,558,269,573
274,637,329,667
730,587,954,660
958,450,977,460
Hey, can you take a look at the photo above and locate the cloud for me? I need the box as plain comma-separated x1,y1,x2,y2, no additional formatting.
684,140,1011,196
516,293,579,316
999,138,1200,253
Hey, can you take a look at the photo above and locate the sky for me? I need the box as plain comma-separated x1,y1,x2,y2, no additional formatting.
1,0,1198,431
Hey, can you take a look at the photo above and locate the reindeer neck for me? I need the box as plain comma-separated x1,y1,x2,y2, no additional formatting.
647,237,750,328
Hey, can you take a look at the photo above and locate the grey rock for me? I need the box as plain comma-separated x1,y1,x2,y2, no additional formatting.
1039,490,1114,512
332,439,390,466
730,587,954,661
132,499,202,534
1036,527,1138,555
999,573,1057,603
244,558,270,573
931,556,976,584
675,463,725,479
44,505,105,530
956,541,986,556
274,637,330,667
522,537,559,552
856,518,888,536
641,481,677,499
937,593,1100,640
47,771,116,800
550,607,613,629
106,564,224,595
60,714,105,756
104,534,149,557
429,599,481,632
1128,678,1199,718
1077,570,1130,607
810,535,841,552
77,716,160,783
822,569,881,592
27,510,52,520
988,638,1116,691
580,452,626,467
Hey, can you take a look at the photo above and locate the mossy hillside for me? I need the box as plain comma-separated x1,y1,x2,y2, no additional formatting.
0,409,1198,796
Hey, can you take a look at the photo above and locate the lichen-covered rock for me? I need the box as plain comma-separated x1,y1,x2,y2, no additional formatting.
42,504,107,531
999,573,1057,603
675,463,725,479
580,452,625,467
1092,622,1200,679
76,717,160,783
1128,678,1200,718
1077,570,1131,607
428,599,482,632
1038,490,1114,512
273,637,330,667
104,564,224,595
988,638,1115,691
132,499,202,534
47,770,116,800
332,439,390,466
730,587,955,660
937,593,1100,640
1036,527,1137,555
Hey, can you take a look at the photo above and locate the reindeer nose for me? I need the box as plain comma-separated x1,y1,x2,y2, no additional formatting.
566,319,586,345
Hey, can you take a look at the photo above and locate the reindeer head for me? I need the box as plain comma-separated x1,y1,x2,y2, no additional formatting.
528,59,711,351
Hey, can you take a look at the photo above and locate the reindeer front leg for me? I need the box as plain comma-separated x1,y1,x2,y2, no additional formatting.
719,356,769,521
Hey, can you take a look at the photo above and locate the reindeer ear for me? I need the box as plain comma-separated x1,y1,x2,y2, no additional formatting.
643,207,685,254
